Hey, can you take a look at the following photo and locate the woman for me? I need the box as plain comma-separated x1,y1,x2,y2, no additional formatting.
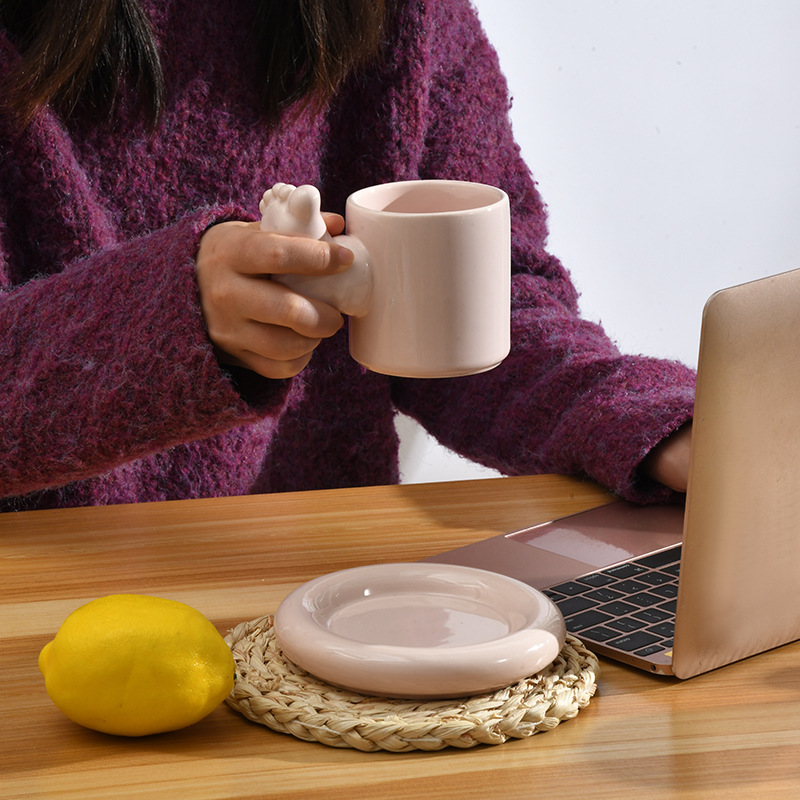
0,0,693,511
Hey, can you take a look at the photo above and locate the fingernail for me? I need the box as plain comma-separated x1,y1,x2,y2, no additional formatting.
338,246,354,267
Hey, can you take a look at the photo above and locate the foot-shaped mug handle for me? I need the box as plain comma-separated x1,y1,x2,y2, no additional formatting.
259,183,371,317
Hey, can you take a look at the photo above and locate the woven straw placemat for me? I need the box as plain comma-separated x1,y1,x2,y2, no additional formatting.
225,614,599,752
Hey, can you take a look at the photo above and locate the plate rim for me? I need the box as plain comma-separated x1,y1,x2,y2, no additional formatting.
273,562,566,698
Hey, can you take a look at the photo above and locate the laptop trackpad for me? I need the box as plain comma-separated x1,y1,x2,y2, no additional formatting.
427,502,684,590
509,502,683,575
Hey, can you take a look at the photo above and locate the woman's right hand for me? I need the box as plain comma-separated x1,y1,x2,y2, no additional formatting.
195,218,353,379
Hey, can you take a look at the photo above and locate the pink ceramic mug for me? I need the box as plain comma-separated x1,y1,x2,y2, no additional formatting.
260,179,511,378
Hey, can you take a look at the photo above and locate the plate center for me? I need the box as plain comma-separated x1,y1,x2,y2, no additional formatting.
323,594,515,647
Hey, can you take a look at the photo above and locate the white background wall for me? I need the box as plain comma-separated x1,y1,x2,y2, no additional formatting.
398,0,800,483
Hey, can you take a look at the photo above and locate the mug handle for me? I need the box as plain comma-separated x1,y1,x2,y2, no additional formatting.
259,183,372,318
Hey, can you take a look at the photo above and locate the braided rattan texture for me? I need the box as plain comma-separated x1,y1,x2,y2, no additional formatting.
225,614,599,752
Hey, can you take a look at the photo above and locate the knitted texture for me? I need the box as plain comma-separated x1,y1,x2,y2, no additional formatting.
0,0,694,510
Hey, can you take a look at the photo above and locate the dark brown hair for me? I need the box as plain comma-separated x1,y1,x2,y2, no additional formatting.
0,0,387,127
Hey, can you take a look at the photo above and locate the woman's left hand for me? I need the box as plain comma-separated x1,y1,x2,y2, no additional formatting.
641,423,692,493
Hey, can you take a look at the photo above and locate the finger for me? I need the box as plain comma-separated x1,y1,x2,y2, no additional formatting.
234,278,344,339
216,347,315,380
321,212,346,236
200,220,353,278
233,225,352,278
210,308,322,372
216,318,322,364
266,234,353,277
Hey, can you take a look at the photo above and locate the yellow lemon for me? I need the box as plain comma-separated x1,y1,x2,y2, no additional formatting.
39,594,235,737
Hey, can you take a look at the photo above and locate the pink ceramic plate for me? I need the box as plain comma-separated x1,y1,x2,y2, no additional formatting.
274,563,566,698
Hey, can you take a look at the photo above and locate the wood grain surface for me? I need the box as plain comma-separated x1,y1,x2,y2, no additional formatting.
2,475,798,799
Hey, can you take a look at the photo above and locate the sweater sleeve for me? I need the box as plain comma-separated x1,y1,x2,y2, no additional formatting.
0,205,289,498
389,0,695,503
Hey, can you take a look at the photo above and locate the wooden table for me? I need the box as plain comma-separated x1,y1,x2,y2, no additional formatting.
2,475,798,799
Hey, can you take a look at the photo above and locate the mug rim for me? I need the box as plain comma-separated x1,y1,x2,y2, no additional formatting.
347,179,508,216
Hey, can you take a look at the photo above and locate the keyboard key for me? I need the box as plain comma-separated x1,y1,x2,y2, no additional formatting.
599,601,638,616
663,562,681,576
659,599,677,613
580,626,619,642
632,607,672,624
549,581,590,596
649,622,675,638
626,592,666,607
634,547,682,569
607,617,647,633
556,595,596,616
637,571,675,586
613,579,649,594
576,572,617,588
602,563,646,579
651,584,679,599
564,610,613,632
585,587,623,603
608,631,662,652
634,643,669,657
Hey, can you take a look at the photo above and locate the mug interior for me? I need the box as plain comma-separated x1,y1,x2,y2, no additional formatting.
349,180,505,215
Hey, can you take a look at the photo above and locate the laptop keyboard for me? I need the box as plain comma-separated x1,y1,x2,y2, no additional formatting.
544,546,682,658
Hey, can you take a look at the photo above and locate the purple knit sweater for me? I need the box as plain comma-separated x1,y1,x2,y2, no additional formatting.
0,0,694,511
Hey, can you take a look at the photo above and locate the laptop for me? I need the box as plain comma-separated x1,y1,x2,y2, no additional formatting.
428,267,800,678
